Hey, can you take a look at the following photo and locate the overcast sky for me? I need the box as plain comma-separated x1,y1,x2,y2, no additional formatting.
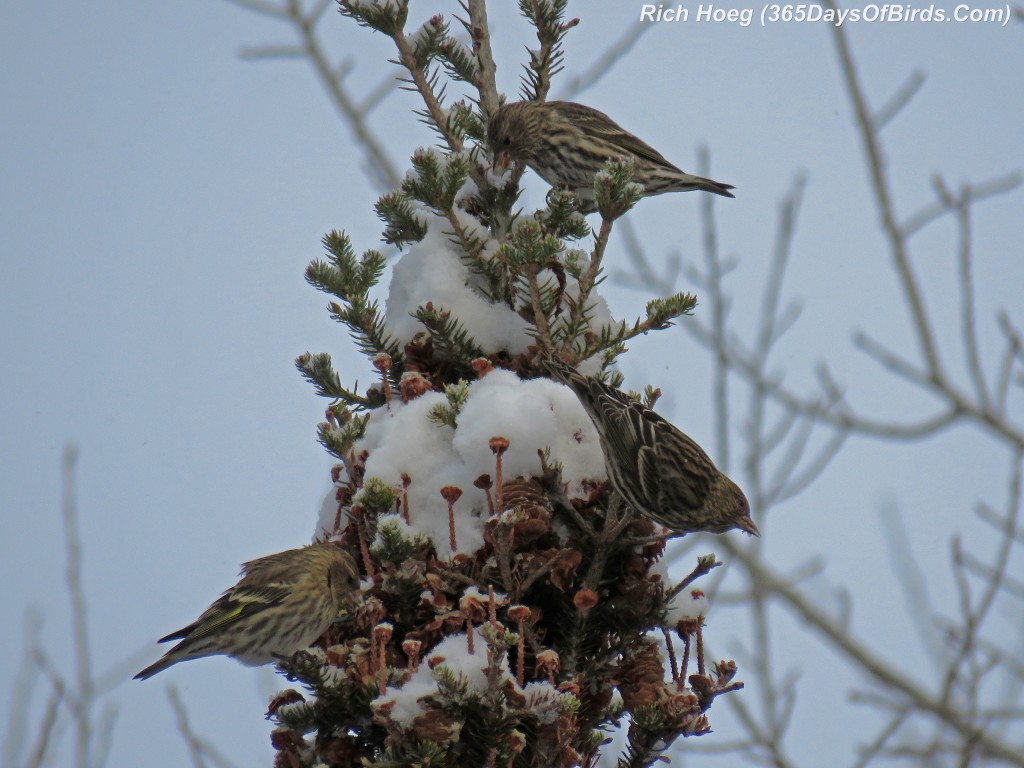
2,2,1021,765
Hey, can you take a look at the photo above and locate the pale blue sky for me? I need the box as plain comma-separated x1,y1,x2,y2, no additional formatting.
2,2,1021,765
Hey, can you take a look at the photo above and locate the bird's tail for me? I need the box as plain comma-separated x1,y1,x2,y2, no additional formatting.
690,174,735,198
134,652,179,681
535,354,633,415
535,353,577,387
652,170,736,198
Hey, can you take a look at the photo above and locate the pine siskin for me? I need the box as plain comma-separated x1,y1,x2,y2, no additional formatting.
135,543,360,680
540,357,758,536
488,100,735,213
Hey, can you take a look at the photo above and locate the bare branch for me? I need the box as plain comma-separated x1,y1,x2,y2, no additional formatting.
62,444,92,768
167,687,242,768
902,171,1021,238
221,0,290,19
996,310,1024,415
4,610,45,767
960,548,1024,601
557,23,652,100
91,703,118,768
697,147,732,468
878,500,944,664
611,216,678,294
723,536,1024,767
872,69,925,129
823,0,943,379
360,73,400,115
467,0,500,117
848,708,911,768
950,180,992,413
24,678,64,768
238,43,306,59
228,0,401,190
770,424,847,505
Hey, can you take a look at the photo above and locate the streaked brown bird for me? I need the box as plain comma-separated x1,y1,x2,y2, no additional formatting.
135,543,360,680
540,357,757,536
488,100,734,213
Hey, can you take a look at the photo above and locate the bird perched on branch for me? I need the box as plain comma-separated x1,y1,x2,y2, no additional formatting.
135,543,360,680
488,100,734,213
540,356,757,536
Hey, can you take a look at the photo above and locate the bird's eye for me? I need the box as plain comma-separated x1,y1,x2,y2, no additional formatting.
502,137,511,146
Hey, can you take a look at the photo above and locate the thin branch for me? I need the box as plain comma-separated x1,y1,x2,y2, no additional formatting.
950,180,991,412
722,536,1024,767
556,23,651,100
167,687,242,768
977,496,1024,546
360,73,399,114
901,171,1021,237
940,449,1023,708
848,709,911,768
90,703,118,768
391,34,462,152
467,0,500,118
872,69,925,129
611,216,678,294
560,216,615,356
4,610,45,767
823,0,943,379
238,43,305,59
24,679,64,768
62,444,92,768
960,549,1024,601
995,310,1024,416
878,499,944,665
222,0,290,19
697,147,732,469
229,0,400,190
770,422,847,505
854,330,1024,447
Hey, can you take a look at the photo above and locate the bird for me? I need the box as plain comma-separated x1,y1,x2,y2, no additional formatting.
539,356,757,536
134,543,360,680
487,100,734,213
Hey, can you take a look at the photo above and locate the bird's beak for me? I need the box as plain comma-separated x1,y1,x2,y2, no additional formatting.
739,516,760,537
491,151,511,174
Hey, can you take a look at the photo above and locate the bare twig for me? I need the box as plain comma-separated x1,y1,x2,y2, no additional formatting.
228,0,401,190
951,181,991,413
697,147,733,469
24,678,64,768
559,216,615,356
62,444,92,768
823,0,942,379
878,499,944,664
723,535,1024,767
556,23,651,100
902,171,1021,237
872,69,925,129
167,687,242,768
939,449,1023,710
466,0,500,117
848,709,911,768
4,610,44,767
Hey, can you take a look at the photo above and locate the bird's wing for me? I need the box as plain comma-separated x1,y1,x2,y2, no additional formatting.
635,444,664,503
158,584,289,644
554,102,680,170
653,422,714,510
239,549,302,584
609,129,679,170
593,388,645,453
